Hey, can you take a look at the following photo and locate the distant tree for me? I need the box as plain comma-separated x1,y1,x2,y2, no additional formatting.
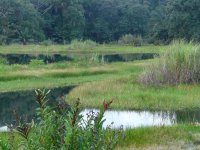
32,0,85,43
0,0,199,44
83,0,149,42
167,0,200,42
82,0,119,42
0,0,44,45
148,6,169,44
117,1,149,37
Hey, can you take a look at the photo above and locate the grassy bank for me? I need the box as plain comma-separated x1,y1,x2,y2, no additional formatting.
68,75,200,111
117,124,200,149
0,44,166,54
0,60,142,93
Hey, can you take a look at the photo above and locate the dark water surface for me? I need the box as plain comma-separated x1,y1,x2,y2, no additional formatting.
0,53,157,64
0,86,74,126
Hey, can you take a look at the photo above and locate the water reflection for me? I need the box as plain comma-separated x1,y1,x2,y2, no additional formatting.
81,109,200,129
80,109,176,129
102,53,157,63
0,86,74,126
0,54,73,64
0,53,157,64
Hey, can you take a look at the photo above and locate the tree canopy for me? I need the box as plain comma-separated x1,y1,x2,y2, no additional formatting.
0,0,199,44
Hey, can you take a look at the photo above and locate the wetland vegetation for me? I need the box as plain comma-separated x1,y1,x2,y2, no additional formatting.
0,0,200,149
0,42,200,149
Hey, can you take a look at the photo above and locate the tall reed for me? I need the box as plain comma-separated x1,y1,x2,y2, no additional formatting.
140,41,200,85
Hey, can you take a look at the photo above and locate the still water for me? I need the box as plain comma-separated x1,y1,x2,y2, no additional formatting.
0,53,156,64
0,88,200,131
80,109,176,129
80,109,200,129
0,86,74,126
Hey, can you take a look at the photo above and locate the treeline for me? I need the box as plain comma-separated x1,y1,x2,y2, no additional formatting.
0,0,199,44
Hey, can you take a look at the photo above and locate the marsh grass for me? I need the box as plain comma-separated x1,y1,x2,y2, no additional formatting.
0,60,139,92
118,34,143,46
0,44,166,54
68,76,200,110
117,124,200,149
0,56,8,65
68,39,98,50
140,41,200,85
29,59,44,66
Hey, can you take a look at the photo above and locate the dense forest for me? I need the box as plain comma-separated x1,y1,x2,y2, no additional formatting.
0,0,199,44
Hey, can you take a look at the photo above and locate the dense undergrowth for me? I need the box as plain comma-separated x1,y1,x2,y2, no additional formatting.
0,89,120,150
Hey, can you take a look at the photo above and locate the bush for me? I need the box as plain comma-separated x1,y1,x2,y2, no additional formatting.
140,41,200,85
68,39,98,50
0,89,120,150
118,34,143,46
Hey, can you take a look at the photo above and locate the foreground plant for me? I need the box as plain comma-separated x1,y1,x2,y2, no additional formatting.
0,89,120,150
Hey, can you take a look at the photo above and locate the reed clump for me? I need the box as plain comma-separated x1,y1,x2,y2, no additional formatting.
140,41,200,85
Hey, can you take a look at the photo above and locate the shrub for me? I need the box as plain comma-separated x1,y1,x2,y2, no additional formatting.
118,34,143,46
68,39,98,50
0,89,120,150
140,41,200,85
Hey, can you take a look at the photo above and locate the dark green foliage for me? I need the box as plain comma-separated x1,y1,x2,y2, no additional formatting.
33,0,85,43
148,6,169,44
0,0,199,44
0,0,45,45
166,0,200,42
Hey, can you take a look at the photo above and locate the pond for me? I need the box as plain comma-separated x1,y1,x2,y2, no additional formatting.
0,53,157,64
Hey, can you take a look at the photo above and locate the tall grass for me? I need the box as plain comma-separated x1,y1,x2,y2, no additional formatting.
68,39,98,50
0,56,8,65
118,34,143,46
140,41,200,85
